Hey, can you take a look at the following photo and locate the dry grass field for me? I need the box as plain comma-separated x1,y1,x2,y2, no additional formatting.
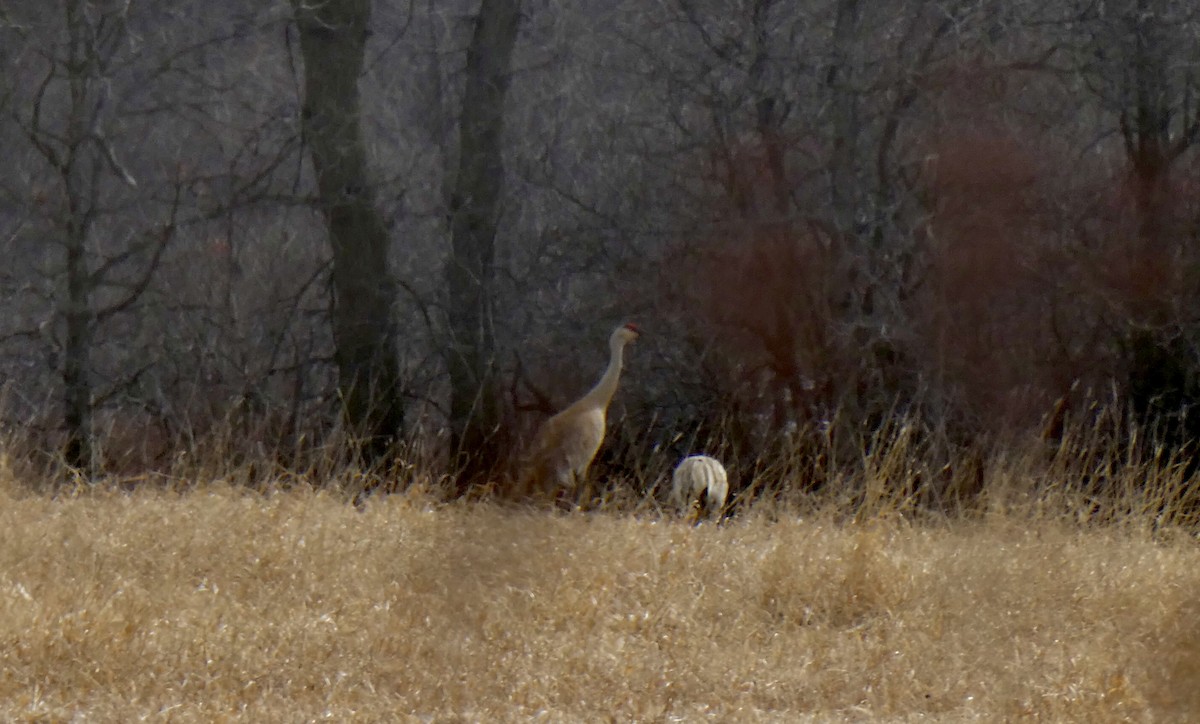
0,455,1199,722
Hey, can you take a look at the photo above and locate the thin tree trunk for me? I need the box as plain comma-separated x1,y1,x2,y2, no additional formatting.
61,0,95,473
294,0,404,463
826,0,862,236
62,203,93,472
1116,0,1200,451
444,0,522,491
1128,0,1170,258
749,0,788,219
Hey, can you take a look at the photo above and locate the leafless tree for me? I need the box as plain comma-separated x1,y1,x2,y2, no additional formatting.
293,0,405,463
444,0,523,489
1,1,210,471
1,2,337,475
1072,0,1200,446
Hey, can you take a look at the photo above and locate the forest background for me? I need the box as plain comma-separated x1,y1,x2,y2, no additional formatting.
3,0,1200,502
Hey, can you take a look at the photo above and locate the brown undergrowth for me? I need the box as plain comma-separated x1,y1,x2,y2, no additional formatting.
0,442,1198,722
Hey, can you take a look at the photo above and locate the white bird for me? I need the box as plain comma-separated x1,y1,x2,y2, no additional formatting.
519,323,640,504
670,455,729,522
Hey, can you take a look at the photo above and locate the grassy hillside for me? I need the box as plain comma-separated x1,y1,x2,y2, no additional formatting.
0,462,1197,722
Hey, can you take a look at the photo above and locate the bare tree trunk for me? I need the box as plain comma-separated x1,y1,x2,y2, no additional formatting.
61,0,97,472
21,0,180,474
1124,0,1174,259
748,0,788,219
1110,0,1200,453
62,201,93,472
294,0,404,463
826,0,862,236
444,0,521,491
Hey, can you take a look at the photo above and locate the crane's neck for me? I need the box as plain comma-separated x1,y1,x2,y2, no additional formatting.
577,334,628,412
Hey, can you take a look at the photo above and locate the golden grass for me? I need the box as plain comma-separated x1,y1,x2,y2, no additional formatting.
0,462,1198,722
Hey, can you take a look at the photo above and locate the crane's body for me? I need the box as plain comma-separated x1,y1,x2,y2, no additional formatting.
520,323,639,504
670,455,729,522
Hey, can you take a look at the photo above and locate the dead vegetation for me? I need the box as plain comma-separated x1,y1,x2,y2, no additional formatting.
0,434,1198,722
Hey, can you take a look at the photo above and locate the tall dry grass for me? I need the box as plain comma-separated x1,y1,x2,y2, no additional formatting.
0,432,1199,722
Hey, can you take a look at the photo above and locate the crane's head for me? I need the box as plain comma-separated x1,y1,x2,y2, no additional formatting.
613,322,640,346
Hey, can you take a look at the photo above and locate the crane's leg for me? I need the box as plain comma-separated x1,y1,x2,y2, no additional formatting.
551,468,590,512
553,484,576,511
543,468,573,511
576,469,594,511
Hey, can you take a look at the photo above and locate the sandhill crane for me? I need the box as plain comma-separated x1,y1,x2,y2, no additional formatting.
670,455,729,522
519,323,640,505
